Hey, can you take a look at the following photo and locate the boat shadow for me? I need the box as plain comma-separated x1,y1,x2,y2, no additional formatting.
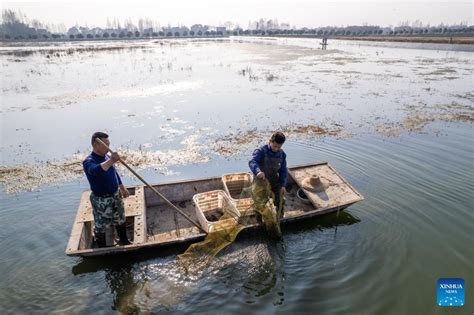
71,243,190,275
70,210,361,312
282,209,360,232
71,210,360,275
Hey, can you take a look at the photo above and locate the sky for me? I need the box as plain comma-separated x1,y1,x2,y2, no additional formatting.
2,0,473,29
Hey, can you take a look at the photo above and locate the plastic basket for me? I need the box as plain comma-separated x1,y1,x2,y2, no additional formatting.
222,172,256,216
234,198,256,216
193,190,241,233
222,172,253,200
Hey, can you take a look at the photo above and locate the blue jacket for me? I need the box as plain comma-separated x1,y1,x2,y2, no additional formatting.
249,144,288,188
83,152,122,196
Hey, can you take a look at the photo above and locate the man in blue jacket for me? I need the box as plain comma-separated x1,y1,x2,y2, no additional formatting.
83,132,131,247
249,131,288,216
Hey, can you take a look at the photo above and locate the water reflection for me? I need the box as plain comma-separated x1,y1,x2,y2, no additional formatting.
72,257,140,313
70,210,360,312
1,37,472,314
238,238,287,305
105,265,141,314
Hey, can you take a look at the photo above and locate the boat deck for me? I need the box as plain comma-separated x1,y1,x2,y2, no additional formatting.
66,162,363,257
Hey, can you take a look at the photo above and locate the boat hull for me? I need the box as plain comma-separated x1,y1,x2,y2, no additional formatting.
66,162,363,257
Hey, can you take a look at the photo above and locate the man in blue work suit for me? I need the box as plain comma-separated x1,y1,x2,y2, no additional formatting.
83,132,131,247
249,131,288,216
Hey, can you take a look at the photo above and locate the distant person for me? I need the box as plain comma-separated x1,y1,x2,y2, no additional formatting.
83,132,131,247
249,131,288,215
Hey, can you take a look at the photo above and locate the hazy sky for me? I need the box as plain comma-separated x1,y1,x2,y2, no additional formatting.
2,0,473,28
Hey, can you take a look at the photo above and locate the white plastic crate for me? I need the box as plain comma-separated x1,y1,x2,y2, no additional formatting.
222,172,253,200
193,190,241,233
222,172,256,216
234,198,256,216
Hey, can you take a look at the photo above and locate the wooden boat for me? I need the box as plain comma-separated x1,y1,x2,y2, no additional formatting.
66,162,363,257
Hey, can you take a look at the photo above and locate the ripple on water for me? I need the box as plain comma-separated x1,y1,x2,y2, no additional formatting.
1,39,473,314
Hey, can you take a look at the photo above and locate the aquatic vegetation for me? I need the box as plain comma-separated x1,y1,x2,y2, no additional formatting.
375,102,473,136
1,38,472,193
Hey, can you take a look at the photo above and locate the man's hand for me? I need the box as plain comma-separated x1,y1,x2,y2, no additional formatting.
120,185,129,198
110,152,121,163
280,187,287,195
256,171,266,180
101,152,121,171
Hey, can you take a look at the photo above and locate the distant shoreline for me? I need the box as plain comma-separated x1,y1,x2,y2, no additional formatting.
1,34,473,46
0,35,229,45
268,34,474,45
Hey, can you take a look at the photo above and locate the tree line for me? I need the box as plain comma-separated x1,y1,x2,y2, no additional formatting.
1,9,472,41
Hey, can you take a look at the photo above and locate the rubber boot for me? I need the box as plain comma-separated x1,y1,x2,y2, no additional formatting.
95,232,107,248
273,191,285,218
116,224,131,246
280,196,286,218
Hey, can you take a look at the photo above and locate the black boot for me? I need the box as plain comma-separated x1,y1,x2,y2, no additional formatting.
116,224,131,246
95,232,107,248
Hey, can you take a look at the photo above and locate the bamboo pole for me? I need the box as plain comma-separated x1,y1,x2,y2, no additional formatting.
96,138,207,234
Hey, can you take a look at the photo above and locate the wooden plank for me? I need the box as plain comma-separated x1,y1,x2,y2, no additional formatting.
133,215,146,244
79,222,93,250
65,221,84,254
76,192,93,223
288,163,363,211
133,186,147,245
66,191,92,254
327,164,365,202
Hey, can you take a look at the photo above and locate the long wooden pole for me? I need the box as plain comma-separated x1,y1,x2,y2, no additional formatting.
96,138,207,234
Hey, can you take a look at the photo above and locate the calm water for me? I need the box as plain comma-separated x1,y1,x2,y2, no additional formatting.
0,38,473,314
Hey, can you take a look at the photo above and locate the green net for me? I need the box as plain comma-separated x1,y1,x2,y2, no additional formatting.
178,177,282,273
240,177,282,238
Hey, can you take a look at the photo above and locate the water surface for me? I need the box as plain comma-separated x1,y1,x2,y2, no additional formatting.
0,38,473,314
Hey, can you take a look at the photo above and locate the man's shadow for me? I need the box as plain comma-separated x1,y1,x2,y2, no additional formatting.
72,255,139,313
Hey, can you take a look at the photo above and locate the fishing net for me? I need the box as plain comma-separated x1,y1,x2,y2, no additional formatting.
240,177,282,238
178,177,282,273
177,215,246,273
